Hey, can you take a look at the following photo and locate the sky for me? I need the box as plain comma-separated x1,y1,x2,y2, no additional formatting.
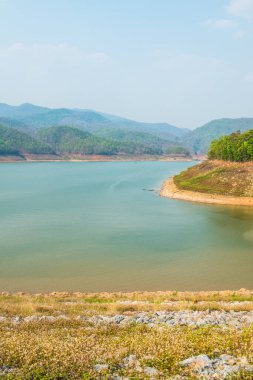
0,0,253,128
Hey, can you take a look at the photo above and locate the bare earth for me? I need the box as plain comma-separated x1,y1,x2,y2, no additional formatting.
160,177,253,206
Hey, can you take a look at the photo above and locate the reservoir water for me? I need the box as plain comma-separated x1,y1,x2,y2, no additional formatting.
0,161,253,292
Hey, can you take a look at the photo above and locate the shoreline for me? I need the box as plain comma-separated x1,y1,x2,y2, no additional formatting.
160,176,253,206
0,289,252,297
0,154,194,163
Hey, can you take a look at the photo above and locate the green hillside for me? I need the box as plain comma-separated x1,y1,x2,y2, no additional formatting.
0,103,188,143
93,128,189,154
23,109,110,130
184,118,253,154
174,160,253,197
208,130,253,162
0,117,34,133
36,125,172,155
0,125,54,156
2,103,253,157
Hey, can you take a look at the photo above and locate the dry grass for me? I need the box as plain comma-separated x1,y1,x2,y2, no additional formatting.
0,321,253,379
1,290,253,317
1,291,253,378
174,160,253,196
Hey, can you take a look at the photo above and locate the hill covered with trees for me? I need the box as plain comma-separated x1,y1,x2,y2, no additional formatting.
183,118,253,155
0,125,54,156
37,125,169,156
161,131,253,203
2,103,253,157
208,130,253,162
0,124,189,159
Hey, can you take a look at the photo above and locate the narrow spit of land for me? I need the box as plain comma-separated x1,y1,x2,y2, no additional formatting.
160,160,253,206
1,290,253,379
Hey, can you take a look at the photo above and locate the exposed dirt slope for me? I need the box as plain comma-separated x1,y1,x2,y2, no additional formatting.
160,160,253,206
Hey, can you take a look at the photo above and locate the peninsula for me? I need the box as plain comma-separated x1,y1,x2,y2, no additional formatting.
160,130,253,206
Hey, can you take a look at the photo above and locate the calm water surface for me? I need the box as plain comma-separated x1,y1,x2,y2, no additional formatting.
0,161,253,292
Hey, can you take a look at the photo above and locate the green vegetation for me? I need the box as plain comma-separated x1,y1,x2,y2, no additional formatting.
2,290,253,317
208,130,253,162
93,128,187,153
0,123,190,158
184,118,253,155
37,125,168,155
0,103,190,158
0,125,54,156
165,146,190,155
174,160,253,196
1,322,253,379
3,103,253,156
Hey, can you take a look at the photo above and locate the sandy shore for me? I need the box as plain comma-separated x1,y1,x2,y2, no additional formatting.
160,177,253,206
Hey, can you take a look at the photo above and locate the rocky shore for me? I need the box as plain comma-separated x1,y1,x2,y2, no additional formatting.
1,309,253,379
2,307,253,327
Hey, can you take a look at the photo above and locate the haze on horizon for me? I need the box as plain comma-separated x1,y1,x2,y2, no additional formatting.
1,0,253,129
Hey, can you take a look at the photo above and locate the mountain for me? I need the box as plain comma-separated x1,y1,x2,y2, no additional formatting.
184,118,253,155
36,125,183,155
0,103,188,142
0,103,49,119
0,125,54,156
22,109,111,131
97,112,189,139
92,128,187,152
0,117,34,133
1,103,253,157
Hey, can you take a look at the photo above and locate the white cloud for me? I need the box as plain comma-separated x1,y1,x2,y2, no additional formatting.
227,0,253,18
1,43,108,63
244,72,253,81
205,18,238,29
233,30,247,39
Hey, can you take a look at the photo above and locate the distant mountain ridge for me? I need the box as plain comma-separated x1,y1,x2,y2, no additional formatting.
0,103,188,142
0,103,253,156
183,118,253,155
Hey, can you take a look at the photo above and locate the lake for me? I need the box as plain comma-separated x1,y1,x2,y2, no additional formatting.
0,161,253,292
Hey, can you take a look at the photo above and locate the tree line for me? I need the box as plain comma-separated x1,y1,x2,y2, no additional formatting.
208,130,253,162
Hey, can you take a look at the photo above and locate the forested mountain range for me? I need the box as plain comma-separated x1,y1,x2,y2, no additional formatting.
0,103,188,140
0,103,253,157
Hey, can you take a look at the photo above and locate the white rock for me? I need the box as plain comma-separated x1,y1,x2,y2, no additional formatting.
122,355,140,368
24,316,40,322
144,366,159,376
93,364,109,372
180,354,212,370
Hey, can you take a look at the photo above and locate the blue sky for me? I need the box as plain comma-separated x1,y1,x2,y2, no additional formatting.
0,0,253,128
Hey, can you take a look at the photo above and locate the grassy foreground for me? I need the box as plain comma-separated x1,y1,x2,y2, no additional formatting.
0,290,253,379
174,160,253,196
